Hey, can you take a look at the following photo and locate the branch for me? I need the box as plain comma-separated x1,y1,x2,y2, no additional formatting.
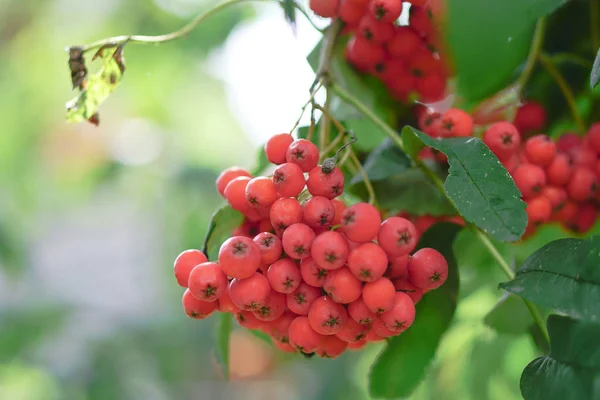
516,18,546,91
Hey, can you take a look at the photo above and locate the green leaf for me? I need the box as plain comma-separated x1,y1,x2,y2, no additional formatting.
520,315,600,400
401,126,527,242
202,205,244,261
484,293,534,335
369,222,461,399
499,236,600,322
66,45,126,125
591,47,600,89
446,0,568,101
280,0,296,28
251,145,270,176
214,313,232,380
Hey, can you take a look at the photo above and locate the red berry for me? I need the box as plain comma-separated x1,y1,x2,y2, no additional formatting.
273,163,306,198
526,196,552,226
306,166,345,199
540,186,567,211
258,218,274,233
567,202,597,233
483,122,521,160
512,164,546,198
587,123,600,154
270,198,303,234
308,296,348,335
546,153,572,186
348,338,368,350
309,0,340,17
408,47,443,78
346,36,386,72
253,232,282,265
282,223,316,259
362,278,396,313
348,297,377,325
339,0,366,27
553,200,578,224
570,146,597,168
265,134,294,165
323,267,363,304
246,176,279,208
235,311,263,329
393,278,424,303
438,108,473,137
267,258,301,294
416,73,446,102
525,135,556,167
377,217,418,257
370,0,403,23
173,249,208,288
288,316,324,353
188,262,228,302
409,6,434,37
287,282,321,315
229,273,271,310
407,247,448,289
387,26,422,58
269,312,295,344
331,199,346,225
299,257,329,287
336,317,371,343
286,139,319,172
224,176,252,212
380,292,416,332
371,317,397,338
358,15,394,43
316,335,348,358
514,101,546,134
182,289,217,319
273,340,296,353
216,167,252,197
341,202,382,242
418,108,442,137
219,236,261,279
303,196,335,229
254,290,286,322
347,242,388,282
557,133,582,153
310,231,350,270
567,167,597,201
217,285,242,314
386,254,409,278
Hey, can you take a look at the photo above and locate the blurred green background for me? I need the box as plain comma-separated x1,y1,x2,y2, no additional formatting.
0,0,589,399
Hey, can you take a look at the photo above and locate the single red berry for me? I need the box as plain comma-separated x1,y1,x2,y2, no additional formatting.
316,335,348,358
380,292,416,333
348,297,377,325
393,278,424,303
228,273,271,310
253,290,287,322
331,199,346,225
224,176,252,212
385,254,409,278
216,167,252,197
371,317,397,338
265,133,294,165
416,73,446,103
309,0,340,17
323,267,363,304
268,312,296,344
387,26,422,58
286,139,319,172
377,217,418,257
525,135,556,167
267,258,302,294
300,257,329,287
514,101,546,134
438,108,473,137
217,285,242,314
219,236,261,279
246,176,279,208
308,296,348,335
546,153,572,186
182,289,217,319
362,278,396,313
336,317,371,343
370,0,403,23
358,15,394,43
339,0,367,27
526,196,552,226
346,36,386,72
282,223,316,259
236,310,264,330
253,232,282,265
408,47,443,78
270,198,303,235
347,242,388,282
418,108,442,137
483,122,521,160
570,146,597,169
288,316,324,353
287,282,322,315
557,133,582,153
567,202,597,233
587,123,600,154
512,164,547,198
306,166,345,199
273,163,306,198
303,196,335,229
407,247,448,289
173,249,208,288
310,231,350,270
567,167,597,201
188,262,228,302
341,202,382,243
540,186,567,211
553,200,578,224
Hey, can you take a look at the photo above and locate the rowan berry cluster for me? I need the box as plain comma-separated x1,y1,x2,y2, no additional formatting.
309,0,448,103
417,101,600,236
173,133,450,358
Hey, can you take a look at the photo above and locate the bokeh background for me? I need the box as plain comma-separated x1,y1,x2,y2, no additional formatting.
0,0,579,399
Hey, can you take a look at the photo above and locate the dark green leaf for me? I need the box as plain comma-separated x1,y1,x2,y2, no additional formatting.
499,236,600,322
484,293,534,335
520,315,600,400
402,126,527,242
446,0,568,101
369,223,461,399
202,205,244,261
350,138,412,184
214,313,232,380
66,45,126,124
591,47,600,89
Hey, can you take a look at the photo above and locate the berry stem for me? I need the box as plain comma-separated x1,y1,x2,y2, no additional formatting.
550,53,593,69
516,18,546,92
290,80,324,134
350,150,377,206
591,0,600,52
539,52,586,132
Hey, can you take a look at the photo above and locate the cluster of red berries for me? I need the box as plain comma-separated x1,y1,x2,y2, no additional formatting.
309,0,449,103
417,101,600,235
173,133,450,358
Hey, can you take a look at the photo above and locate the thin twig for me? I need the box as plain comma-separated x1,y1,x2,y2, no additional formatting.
289,80,323,134
551,53,594,69
350,150,376,205
516,18,546,92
